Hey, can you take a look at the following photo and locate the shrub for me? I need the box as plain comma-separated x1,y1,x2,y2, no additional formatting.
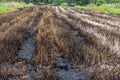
96,0,104,6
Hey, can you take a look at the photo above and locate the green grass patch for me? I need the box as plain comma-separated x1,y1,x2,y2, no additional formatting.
0,2,11,12
74,3,120,14
0,2,33,13
95,4,120,14
0,7,11,13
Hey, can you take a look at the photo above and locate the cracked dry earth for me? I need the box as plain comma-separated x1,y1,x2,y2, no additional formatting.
0,6,120,80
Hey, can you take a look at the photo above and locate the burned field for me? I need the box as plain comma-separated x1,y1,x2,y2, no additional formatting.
0,6,120,80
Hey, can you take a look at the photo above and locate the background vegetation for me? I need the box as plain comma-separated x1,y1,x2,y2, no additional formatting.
0,0,120,13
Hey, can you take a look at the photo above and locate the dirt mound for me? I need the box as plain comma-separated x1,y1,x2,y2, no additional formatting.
0,6,120,80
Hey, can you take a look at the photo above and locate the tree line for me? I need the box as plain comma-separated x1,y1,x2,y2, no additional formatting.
0,0,120,5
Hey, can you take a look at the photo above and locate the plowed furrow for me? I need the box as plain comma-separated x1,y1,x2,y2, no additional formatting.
53,11,119,75
55,10,120,57
0,9,42,63
59,8,120,43
0,7,35,26
65,7,120,27
71,8,120,21
0,12,32,32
